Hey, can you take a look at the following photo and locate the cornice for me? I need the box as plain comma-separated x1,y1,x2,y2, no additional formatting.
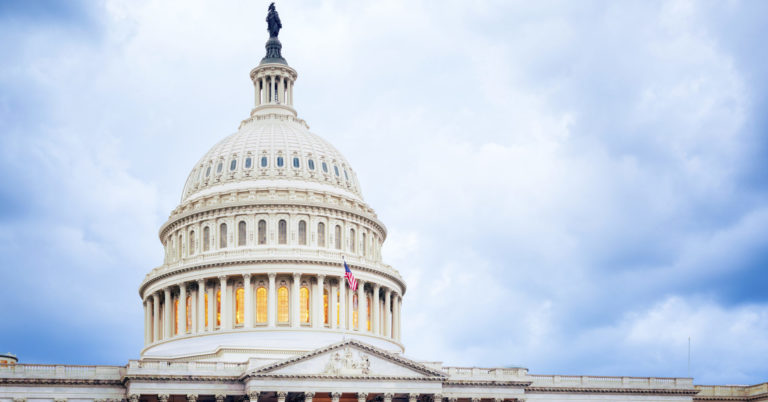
0,378,123,386
695,395,768,401
124,375,240,383
248,374,445,382
526,386,700,396
139,257,406,296
443,380,531,387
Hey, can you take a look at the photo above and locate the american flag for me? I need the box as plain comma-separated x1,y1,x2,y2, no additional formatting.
343,258,357,291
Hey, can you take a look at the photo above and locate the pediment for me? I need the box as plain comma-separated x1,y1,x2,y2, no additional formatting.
250,340,446,379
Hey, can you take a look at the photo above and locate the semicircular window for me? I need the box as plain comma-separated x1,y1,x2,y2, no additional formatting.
308,159,315,170
293,157,300,168
277,156,284,167
245,157,252,169
261,156,268,167
230,159,237,171
322,162,328,173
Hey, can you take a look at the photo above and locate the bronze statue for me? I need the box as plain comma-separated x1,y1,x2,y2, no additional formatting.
266,2,282,38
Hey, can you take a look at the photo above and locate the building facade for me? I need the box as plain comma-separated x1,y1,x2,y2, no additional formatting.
1,6,765,402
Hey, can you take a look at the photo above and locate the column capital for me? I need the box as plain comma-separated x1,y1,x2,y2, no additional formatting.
218,275,227,282
268,272,277,279
243,273,252,280
305,392,316,398
277,391,288,398
197,278,205,285
13,398,27,402
317,274,326,281
158,395,170,402
331,392,342,399
494,398,504,402
470,398,479,402
450,398,459,402
249,391,261,401
187,394,199,402
373,282,380,290
357,393,369,400
433,394,443,402
215,394,226,402
384,393,394,401
293,272,301,280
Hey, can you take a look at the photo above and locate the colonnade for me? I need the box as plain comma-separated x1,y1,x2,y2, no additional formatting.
254,73,294,106
143,273,403,345
126,392,515,402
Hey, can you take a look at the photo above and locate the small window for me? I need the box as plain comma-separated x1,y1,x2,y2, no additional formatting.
278,219,287,244
206,166,211,177
317,222,326,247
277,156,284,167
334,225,342,250
216,162,223,174
293,157,300,168
261,156,268,167
322,162,328,173
308,159,315,170
238,221,247,246
219,223,227,248
344,169,349,180
258,219,267,245
245,157,252,169
298,220,307,245
334,165,340,177
230,159,237,171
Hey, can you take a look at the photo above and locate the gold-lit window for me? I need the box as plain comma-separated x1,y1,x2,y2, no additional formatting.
216,290,221,327
235,287,244,325
300,286,310,324
186,295,192,333
366,295,371,331
256,287,267,323
323,289,329,325
277,286,289,323
352,294,359,329
204,292,209,327
174,298,180,334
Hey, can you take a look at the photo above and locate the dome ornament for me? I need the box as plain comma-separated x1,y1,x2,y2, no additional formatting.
261,2,287,65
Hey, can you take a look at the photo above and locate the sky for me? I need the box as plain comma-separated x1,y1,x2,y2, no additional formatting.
1,0,767,386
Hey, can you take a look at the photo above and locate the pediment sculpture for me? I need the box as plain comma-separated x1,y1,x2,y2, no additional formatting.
323,347,371,375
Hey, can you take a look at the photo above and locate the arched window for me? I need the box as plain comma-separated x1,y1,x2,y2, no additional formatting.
174,298,180,334
362,233,366,256
349,229,356,252
298,220,307,245
300,286,310,324
235,286,244,325
178,234,183,259
203,226,210,251
334,225,342,250
189,231,196,255
238,221,247,246
277,286,289,324
366,295,372,331
186,295,192,333
352,294,359,330
204,292,209,327
216,290,221,327
317,222,326,247
261,156,268,167
278,219,287,244
256,287,267,323
323,289,329,325
245,157,252,169
258,220,267,244
219,223,227,248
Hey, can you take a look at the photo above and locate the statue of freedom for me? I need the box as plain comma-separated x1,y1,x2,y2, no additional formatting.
266,3,282,38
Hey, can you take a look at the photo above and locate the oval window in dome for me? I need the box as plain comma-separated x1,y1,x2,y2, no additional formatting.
293,157,300,168
261,156,268,167
245,157,252,169
334,165,340,177
308,159,315,170
217,162,223,174
344,169,349,180
322,162,328,173
230,159,237,171
277,156,284,167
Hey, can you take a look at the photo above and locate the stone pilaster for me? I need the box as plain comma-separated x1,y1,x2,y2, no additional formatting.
357,279,365,331
197,279,206,332
315,274,325,327
179,283,187,334
219,276,229,329
292,272,301,327
268,272,277,326
372,283,380,334
244,273,253,327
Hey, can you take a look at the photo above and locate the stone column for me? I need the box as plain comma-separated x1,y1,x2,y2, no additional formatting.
277,391,287,402
244,273,253,328
179,283,187,335
207,283,215,331
197,279,206,332
291,273,301,327
278,76,285,104
305,392,315,402
357,280,365,331
163,287,172,338
330,282,338,329
397,294,403,340
347,279,354,329
143,299,149,344
314,274,325,327
191,284,198,334
338,277,346,329
384,393,393,402
219,276,229,329
372,283,380,335
384,288,392,338
152,293,160,342
260,77,266,104
357,392,368,402
331,392,341,402
268,272,277,326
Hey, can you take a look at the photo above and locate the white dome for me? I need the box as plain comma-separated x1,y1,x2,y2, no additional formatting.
181,113,363,204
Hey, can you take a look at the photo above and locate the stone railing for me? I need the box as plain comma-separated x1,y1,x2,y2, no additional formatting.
695,383,768,398
0,364,123,380
443,366,529,380
144,248,401,283
527,375,694,389
125,360,246,376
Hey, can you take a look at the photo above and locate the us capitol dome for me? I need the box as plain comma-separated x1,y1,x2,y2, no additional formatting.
139,11,404,363
0,5,757,402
